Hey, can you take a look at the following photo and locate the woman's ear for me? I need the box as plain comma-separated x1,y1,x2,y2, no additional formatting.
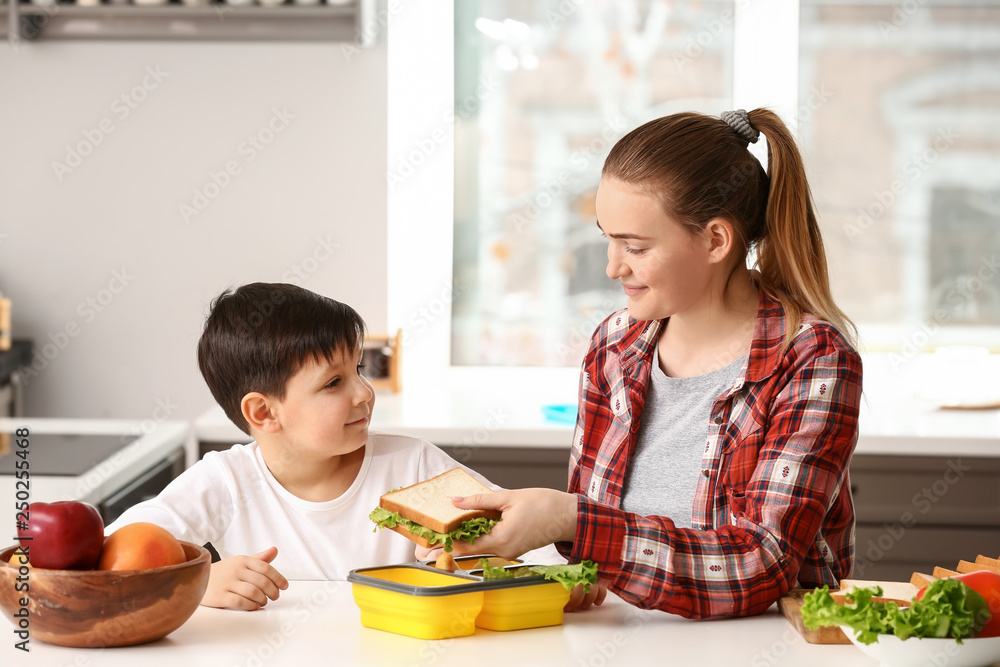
241,392,281,434
703,218,736,264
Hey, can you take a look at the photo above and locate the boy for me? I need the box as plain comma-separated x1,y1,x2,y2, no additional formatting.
107,283,513,610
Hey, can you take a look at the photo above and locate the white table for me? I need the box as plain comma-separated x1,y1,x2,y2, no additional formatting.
0,582,878,666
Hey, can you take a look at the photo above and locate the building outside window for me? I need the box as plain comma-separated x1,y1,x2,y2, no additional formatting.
450,0,1000,369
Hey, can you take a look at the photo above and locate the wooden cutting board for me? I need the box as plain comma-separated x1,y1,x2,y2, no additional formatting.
778,589,850,644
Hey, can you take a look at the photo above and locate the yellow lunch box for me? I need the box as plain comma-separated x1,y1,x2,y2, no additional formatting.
348,555,572,639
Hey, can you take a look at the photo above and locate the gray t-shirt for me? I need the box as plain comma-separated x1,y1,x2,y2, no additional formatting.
620,347,746,528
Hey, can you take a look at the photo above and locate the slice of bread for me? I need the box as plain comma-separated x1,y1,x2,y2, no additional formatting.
910,572,938,589
957,558,1000,575
973,555,1000,574
379,468,502,534
838,579,918,602
932,566,960,578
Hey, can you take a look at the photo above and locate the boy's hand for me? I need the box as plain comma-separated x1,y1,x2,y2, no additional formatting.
565,582,608,612
201,546,289,611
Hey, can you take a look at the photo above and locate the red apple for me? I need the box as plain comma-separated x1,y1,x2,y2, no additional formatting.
17,501,105,570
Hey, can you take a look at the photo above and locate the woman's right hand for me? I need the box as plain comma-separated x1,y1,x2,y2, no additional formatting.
450,488,578,560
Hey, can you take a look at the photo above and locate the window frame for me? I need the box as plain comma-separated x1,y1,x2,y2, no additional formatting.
387,1,797,386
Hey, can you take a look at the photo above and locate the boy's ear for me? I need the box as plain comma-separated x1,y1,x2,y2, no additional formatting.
703,217,736,264
241,392,281,434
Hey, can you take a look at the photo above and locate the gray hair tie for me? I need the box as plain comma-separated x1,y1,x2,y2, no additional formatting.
721,109,759,145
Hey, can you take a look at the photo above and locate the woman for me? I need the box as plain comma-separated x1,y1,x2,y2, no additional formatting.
452,109,863,619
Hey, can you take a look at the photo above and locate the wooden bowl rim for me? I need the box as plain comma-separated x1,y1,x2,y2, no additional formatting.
1,541,210,574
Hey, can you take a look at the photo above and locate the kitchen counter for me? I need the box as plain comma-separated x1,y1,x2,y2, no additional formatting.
194,353,1000,457
0,581,878,666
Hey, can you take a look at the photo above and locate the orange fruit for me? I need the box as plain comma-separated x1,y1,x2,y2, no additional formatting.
8,547,30,568
97,523,186,571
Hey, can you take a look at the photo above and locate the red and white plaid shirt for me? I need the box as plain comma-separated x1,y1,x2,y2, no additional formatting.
557,291,862,619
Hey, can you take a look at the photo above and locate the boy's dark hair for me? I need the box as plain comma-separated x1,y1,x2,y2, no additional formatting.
198,283,366,435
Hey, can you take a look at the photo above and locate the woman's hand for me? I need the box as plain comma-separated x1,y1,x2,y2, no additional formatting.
201,546,289,611
414,545,444,562
450,488,578,559
565,582,608,612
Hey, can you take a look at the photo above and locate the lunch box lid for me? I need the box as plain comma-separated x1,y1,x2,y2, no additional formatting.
348,561,557,597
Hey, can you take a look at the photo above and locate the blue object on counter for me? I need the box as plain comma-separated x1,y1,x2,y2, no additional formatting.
541,404,577,424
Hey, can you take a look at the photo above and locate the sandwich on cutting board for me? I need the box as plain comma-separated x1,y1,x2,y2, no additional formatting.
369,468,502,552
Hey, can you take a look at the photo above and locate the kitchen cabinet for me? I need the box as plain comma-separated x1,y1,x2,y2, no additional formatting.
443,449,1000,582
438,444,569,491
850,454,1000,581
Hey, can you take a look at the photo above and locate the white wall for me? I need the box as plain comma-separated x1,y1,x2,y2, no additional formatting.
0,40,388,421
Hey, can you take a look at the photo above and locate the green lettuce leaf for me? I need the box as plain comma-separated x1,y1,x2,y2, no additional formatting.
801,579,988,645
480,558,599,592
369,507,499,553
478,559,515,580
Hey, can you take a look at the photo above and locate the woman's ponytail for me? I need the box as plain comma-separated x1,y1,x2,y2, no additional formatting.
602,108,856,350
748,109,857,349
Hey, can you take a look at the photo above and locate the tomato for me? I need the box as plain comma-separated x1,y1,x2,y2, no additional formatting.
918,570,1000,638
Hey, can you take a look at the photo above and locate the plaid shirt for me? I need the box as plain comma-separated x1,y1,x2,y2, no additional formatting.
557,291,862,619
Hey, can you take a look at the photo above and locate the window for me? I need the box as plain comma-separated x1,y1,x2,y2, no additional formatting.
451,0,736,367
387,1,1000,383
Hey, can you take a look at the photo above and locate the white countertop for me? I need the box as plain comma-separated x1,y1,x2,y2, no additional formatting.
0,418,188,505
0,581,878,666
195,353,1000,457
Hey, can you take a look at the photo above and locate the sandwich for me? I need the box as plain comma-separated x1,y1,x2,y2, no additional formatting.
369,468,502,552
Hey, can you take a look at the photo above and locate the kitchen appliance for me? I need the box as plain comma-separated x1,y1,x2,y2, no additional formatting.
0,419,187,524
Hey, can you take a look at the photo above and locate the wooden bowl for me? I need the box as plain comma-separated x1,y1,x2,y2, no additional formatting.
0,541,210,647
